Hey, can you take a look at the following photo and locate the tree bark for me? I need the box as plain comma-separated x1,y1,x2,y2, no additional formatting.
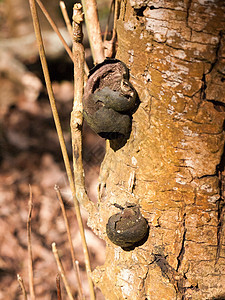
90,0,225,299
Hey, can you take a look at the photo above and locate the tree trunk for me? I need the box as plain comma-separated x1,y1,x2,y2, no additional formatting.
90,0,225,299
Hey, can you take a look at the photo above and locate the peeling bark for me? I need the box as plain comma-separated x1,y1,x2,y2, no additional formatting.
89,0,225,299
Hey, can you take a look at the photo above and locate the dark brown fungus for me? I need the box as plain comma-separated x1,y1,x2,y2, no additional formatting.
83,59,139,145
106,203,149,250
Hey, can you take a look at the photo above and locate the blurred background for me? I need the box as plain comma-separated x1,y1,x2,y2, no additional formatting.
0,0,111,298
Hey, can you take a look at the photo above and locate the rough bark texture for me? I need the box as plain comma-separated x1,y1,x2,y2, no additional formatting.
89,0,225,299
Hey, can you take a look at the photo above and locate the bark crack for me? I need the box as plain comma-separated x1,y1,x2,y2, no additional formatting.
207,31,223,75
142,266,150,299
193,174,217,181
216,154,225,263
186,0,193,38
206,31,225,263
154,253,198,299
201,31,223,103
176,213,187,272
145,6,186,13
200,72,207,101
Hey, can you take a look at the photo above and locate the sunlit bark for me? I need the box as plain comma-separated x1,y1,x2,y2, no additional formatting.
90,1,225,299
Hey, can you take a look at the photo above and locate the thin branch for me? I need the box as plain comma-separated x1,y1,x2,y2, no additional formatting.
29,0,95,206
59,1,73,37
113,0,120,41
104,0,119,58
59,0,89,77
71,4,87,204
56,273,62,300
17,274,28,300
35,0,74,63
71,4,95,300
75,260,84,298
27,186,35,300
29,0,75,209
55,185,85,300
81,0,105,64
103,0,114,42
52,243,74,300
28,1,95,298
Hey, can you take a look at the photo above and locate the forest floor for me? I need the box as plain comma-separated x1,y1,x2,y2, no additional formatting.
0,1,107,297
0,60,106,299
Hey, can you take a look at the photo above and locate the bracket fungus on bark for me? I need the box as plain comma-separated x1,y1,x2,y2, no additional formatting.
106,203,149,250
83,59,139,149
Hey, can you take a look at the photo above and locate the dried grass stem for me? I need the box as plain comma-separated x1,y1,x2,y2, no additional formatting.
35,0,74,62
17,274,28,300
28,1,95,299
52,243,74,300
55,185,84,300
27,186,35,300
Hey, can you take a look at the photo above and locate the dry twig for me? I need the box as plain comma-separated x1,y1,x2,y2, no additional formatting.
17,274,28,300
56,273,62,300
27,186,35,300
103,0,114,42
113,0,120,40
75,260,84,299
55,185,85,300
104,0,119,58
59,1,89,77
35,0,74,62
28,0,95,298
52,243,74,300
81,0,105,63
36,0,89,77
59,1,73,37
29,0,77,216
71,4,96,299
